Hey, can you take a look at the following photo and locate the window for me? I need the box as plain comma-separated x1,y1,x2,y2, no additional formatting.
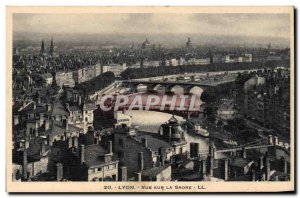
98,167,102,172
112,175,116,181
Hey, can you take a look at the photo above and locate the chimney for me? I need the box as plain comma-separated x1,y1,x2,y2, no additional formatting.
209,143,216,159
68,137,72,148
48,135,53,146
158,147,166,166
251,169,256,181
259,156,264,170
65,103,70,111
273,136,278,146
35,120,39,137
242,147,247,159
63,119,68,131
194,143,199,159
40,140,46,155
222,159,229,181
37,97,41,104
138,152,144,171
13,115,19,126
74,93,78,102
39,113,44,127
44,119,50,131
56,163,63,181
25,137,29,149
80,144,85,164
22,144,28,179
280,157,287,174
104,154,112,163
108,140,113,154
93,136,98,144
46,104,52,111
190,143,195,158
265,160,270,181
263,152,268,165
168,126,172,143
200,160,206,180
141,138,147,148
118,166,127,181
135,172,142,181
268,135,273,145
78,96,82,106
208,155,214,177
73,136,78,148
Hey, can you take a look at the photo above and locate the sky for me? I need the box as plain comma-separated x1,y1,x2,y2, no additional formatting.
13,13,291,39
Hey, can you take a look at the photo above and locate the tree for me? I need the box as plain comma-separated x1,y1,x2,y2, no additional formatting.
200,90,216,103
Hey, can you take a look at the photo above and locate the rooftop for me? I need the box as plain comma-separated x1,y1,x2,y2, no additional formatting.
134,132,172,152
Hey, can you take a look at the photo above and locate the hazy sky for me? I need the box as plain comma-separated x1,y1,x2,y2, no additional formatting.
13,13,290,39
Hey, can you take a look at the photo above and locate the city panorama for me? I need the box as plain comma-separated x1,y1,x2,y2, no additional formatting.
10,10,292,186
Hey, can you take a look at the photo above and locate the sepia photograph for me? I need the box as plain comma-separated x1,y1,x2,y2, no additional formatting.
6,6,295,192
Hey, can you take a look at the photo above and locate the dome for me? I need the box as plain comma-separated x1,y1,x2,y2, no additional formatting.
171,132,182,140
168,115,178,124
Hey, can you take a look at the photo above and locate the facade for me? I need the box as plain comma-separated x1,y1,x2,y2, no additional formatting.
41,73,53,86
102,63,126,77
235,69,290,135
73,64,102,84
55,71,75,87
113,126,175,178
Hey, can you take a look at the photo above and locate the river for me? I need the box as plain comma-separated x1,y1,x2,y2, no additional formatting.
124,110,209,153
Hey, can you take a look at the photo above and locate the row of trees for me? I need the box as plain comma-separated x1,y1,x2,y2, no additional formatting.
121,60,289,79
75,71,115,96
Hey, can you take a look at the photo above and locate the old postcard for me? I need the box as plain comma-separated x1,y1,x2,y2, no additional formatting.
6,6,295,192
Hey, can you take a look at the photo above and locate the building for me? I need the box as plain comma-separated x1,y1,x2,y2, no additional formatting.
142,60,160,68
235,70,290,135
65,141,119,181
113,125,175,178
55,71,75,87
213,54,225,63
73,64,102,84
114,111,132,127
41,73,53,86
186,37,192,48
159,115,187,155
194,57,210,65
141,38,151,50
102,63,126,77
12,137,50,180
169,58,179,67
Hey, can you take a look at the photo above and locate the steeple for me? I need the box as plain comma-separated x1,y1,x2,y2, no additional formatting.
268,42,271,53
50,37,54,56
40,40,45,55
186,37,192,48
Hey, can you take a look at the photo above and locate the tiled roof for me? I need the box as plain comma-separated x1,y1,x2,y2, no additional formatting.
141,165,170,177
50,120,82,136
231,157,252,168
51,102,69,116
134,133,172,152
83,144,116,168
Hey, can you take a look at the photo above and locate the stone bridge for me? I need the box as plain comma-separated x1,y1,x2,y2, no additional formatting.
121,80,210,95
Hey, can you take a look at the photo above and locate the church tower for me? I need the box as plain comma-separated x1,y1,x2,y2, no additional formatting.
40,40,45,55
49,37,54,56
186,37,192,48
